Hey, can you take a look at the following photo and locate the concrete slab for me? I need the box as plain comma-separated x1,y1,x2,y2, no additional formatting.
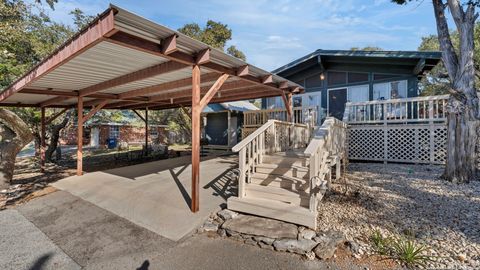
52,155,238,241
0,209,80,270
17,191,175,269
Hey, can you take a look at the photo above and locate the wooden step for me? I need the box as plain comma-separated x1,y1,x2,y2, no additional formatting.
255,163,309,179
270,149,307,158
245,184,310,207
227,196,317,228
251,173,310,191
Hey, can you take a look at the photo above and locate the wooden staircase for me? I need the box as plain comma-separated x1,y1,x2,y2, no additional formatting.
227,118,347,229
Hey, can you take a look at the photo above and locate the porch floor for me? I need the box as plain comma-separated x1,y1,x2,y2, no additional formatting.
52,155,238,241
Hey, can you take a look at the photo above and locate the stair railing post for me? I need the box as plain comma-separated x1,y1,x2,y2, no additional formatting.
238,148,246,198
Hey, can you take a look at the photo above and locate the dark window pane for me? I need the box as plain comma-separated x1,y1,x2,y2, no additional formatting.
348,72,369,83
327,71,347,86
305,73,323,88
373,73,401,81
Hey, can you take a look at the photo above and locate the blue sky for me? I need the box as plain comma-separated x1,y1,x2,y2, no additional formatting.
42,0,441,71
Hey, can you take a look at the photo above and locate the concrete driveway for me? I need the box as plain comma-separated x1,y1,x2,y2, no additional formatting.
52,155,238,241
0,190,356,270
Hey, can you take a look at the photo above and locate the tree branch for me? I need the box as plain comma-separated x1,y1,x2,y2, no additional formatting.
433,0,460,80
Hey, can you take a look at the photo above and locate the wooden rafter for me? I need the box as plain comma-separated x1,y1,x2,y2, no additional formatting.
40,96,71,107
82,99,108,124
199,74,229,109
79,60,187,97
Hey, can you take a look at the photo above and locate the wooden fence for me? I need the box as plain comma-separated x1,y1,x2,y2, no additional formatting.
344,95,449,164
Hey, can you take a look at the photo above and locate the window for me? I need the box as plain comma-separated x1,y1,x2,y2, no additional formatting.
373,80,407,100
373,73,402,81
347,85,369,102
327,71,347,86
109,126,120,139
293,96,302,107
265,96,284,109
305,73,323,88
348,72,369,84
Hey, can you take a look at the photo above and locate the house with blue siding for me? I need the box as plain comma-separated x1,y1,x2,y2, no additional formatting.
264,50,442,121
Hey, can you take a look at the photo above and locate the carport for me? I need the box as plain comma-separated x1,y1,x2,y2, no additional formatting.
0,5,302,212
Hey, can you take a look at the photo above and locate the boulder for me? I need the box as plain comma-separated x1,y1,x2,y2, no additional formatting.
314,231,346,260
217,209,238,221
273,239,318,254
222,215,298,239
253,236,275,245
202,221,218,232
258,242,274,250
299,229,316,240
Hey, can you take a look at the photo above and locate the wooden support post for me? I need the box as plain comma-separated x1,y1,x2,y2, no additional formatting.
77,96,83,176
40,107,46,172
227,111,231,147
191,65,201,212
145,107,149,156
281,92,293,122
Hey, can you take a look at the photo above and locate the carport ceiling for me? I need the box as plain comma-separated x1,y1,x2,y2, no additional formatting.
0,5,303,110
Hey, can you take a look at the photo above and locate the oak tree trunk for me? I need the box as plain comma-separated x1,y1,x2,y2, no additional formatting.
432,0,479,183
0,109,33,189
45,111,70,162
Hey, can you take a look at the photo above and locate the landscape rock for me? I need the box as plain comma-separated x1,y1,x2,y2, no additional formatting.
202,221,218,232
258,242,274,250
253,236,275,245
313,231,345,260
217,209,238,221
217,228,227,237
273,239,318,254
244,238,258,246
305,251,316,261
222,215,298,239
299,229,316,240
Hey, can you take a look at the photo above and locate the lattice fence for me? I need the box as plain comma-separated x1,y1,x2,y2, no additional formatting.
347,123,447,164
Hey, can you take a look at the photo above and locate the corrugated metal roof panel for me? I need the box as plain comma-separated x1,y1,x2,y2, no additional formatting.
30,42,167,90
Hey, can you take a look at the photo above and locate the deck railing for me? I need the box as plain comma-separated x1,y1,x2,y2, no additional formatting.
243,106,319,127
232,120,311,198
304,117,347,212
343,95,449,124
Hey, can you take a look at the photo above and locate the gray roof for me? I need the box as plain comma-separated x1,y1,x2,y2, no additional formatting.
203,101,259,113
272,49,443,75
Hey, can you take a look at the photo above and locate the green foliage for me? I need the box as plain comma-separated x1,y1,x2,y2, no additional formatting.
370,229,434,268
350,46,384,51
226,45,246,61
390,237,434,268
417,23,480,96
178,20,246,61
69,8,95,30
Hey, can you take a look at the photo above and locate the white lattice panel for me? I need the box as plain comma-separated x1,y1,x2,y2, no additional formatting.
347,124,447,164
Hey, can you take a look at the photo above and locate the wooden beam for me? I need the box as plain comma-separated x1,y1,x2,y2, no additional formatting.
149,79,255,102
40,107,46,172
236,65,249,77
261,74,273,84
40,96,72,107
191,65,201,213
80,60,187,97
413,58,426,74
145,107,149,156
161,34,178,55
281,91,293,122
77,96,83,176
180,106,192,121
45,108,68,125
107,31,196,65
119,72,220,100
278,81,289,89
195,49,210,65
199,74,229,109
0,9,116,102
82,99,108,124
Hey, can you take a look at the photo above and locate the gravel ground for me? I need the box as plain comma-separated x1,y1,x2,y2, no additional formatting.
317,162,480,269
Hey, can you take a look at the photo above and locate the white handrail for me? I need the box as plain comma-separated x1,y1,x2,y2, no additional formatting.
232,120,275,152
345,94,449,107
